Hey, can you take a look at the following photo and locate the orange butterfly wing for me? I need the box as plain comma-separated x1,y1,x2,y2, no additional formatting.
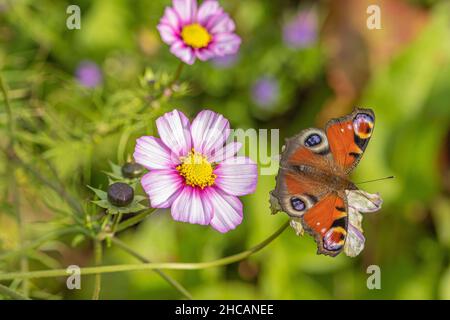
301,193,348,257
325,108,375,173
273,128,333,218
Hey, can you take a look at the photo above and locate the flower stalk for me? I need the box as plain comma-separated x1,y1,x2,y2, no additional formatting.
168,61,185,90
0,220,290,281
92,240,103,300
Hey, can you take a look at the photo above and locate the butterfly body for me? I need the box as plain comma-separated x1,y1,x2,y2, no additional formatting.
272,108,375,257
290,163,356,193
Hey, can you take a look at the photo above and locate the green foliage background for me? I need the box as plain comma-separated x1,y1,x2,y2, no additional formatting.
0,0,449,299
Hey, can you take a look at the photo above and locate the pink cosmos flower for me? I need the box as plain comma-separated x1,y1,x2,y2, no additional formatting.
134,110,258,233
157,0,241,65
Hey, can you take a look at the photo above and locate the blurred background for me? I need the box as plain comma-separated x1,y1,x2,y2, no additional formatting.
0,0,449,299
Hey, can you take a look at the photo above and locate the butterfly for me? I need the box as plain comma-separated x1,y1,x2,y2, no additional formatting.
272,108,375,257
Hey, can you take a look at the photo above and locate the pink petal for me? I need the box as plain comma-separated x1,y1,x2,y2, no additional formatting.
197,0,222,25
205,188,243,233
160,7,181,31
157,23,179,45
207,13,236,34
171,186,213,225
211,33,241,56
156,109,192,157
214,157,258,196
195,48,215,61
133,136,177,170
208,142,242,163
170,41,196,64
190,110,230,156
173,0,197,25
141,170,183,208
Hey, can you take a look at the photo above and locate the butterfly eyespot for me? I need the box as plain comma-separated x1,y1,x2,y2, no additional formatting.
304,134,322,147
290,197,306,211
323,227,346,251
298,129,328,155
353,113,374,139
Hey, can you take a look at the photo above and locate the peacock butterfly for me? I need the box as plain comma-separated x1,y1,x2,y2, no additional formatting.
271,108,376,257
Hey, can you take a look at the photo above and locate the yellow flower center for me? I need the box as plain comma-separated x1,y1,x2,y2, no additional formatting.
176,149,216,189
181,23,211,49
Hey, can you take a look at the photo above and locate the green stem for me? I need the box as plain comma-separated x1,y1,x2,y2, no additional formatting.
111,213,123,234
111,237,193,300
0,221,290,281
169,61,185,88
16,183,29,297
0,284,31,300
92,240,102,300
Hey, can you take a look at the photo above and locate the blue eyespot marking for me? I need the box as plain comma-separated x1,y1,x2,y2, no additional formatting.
291,197,305,211
304,134,322,147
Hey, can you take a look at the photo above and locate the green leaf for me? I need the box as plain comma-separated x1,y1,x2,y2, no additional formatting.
92,199,110,209
104,171,123,180
92,198,147,215
134,195,147,202
110,202,147,215
87,185,107,200
108,161,123,177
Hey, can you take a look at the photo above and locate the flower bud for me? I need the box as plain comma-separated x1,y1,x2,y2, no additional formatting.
121,162,145,179
107,182,134,207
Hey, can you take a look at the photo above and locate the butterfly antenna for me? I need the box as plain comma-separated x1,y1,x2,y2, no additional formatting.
353,176,393,208
355,176,395,185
